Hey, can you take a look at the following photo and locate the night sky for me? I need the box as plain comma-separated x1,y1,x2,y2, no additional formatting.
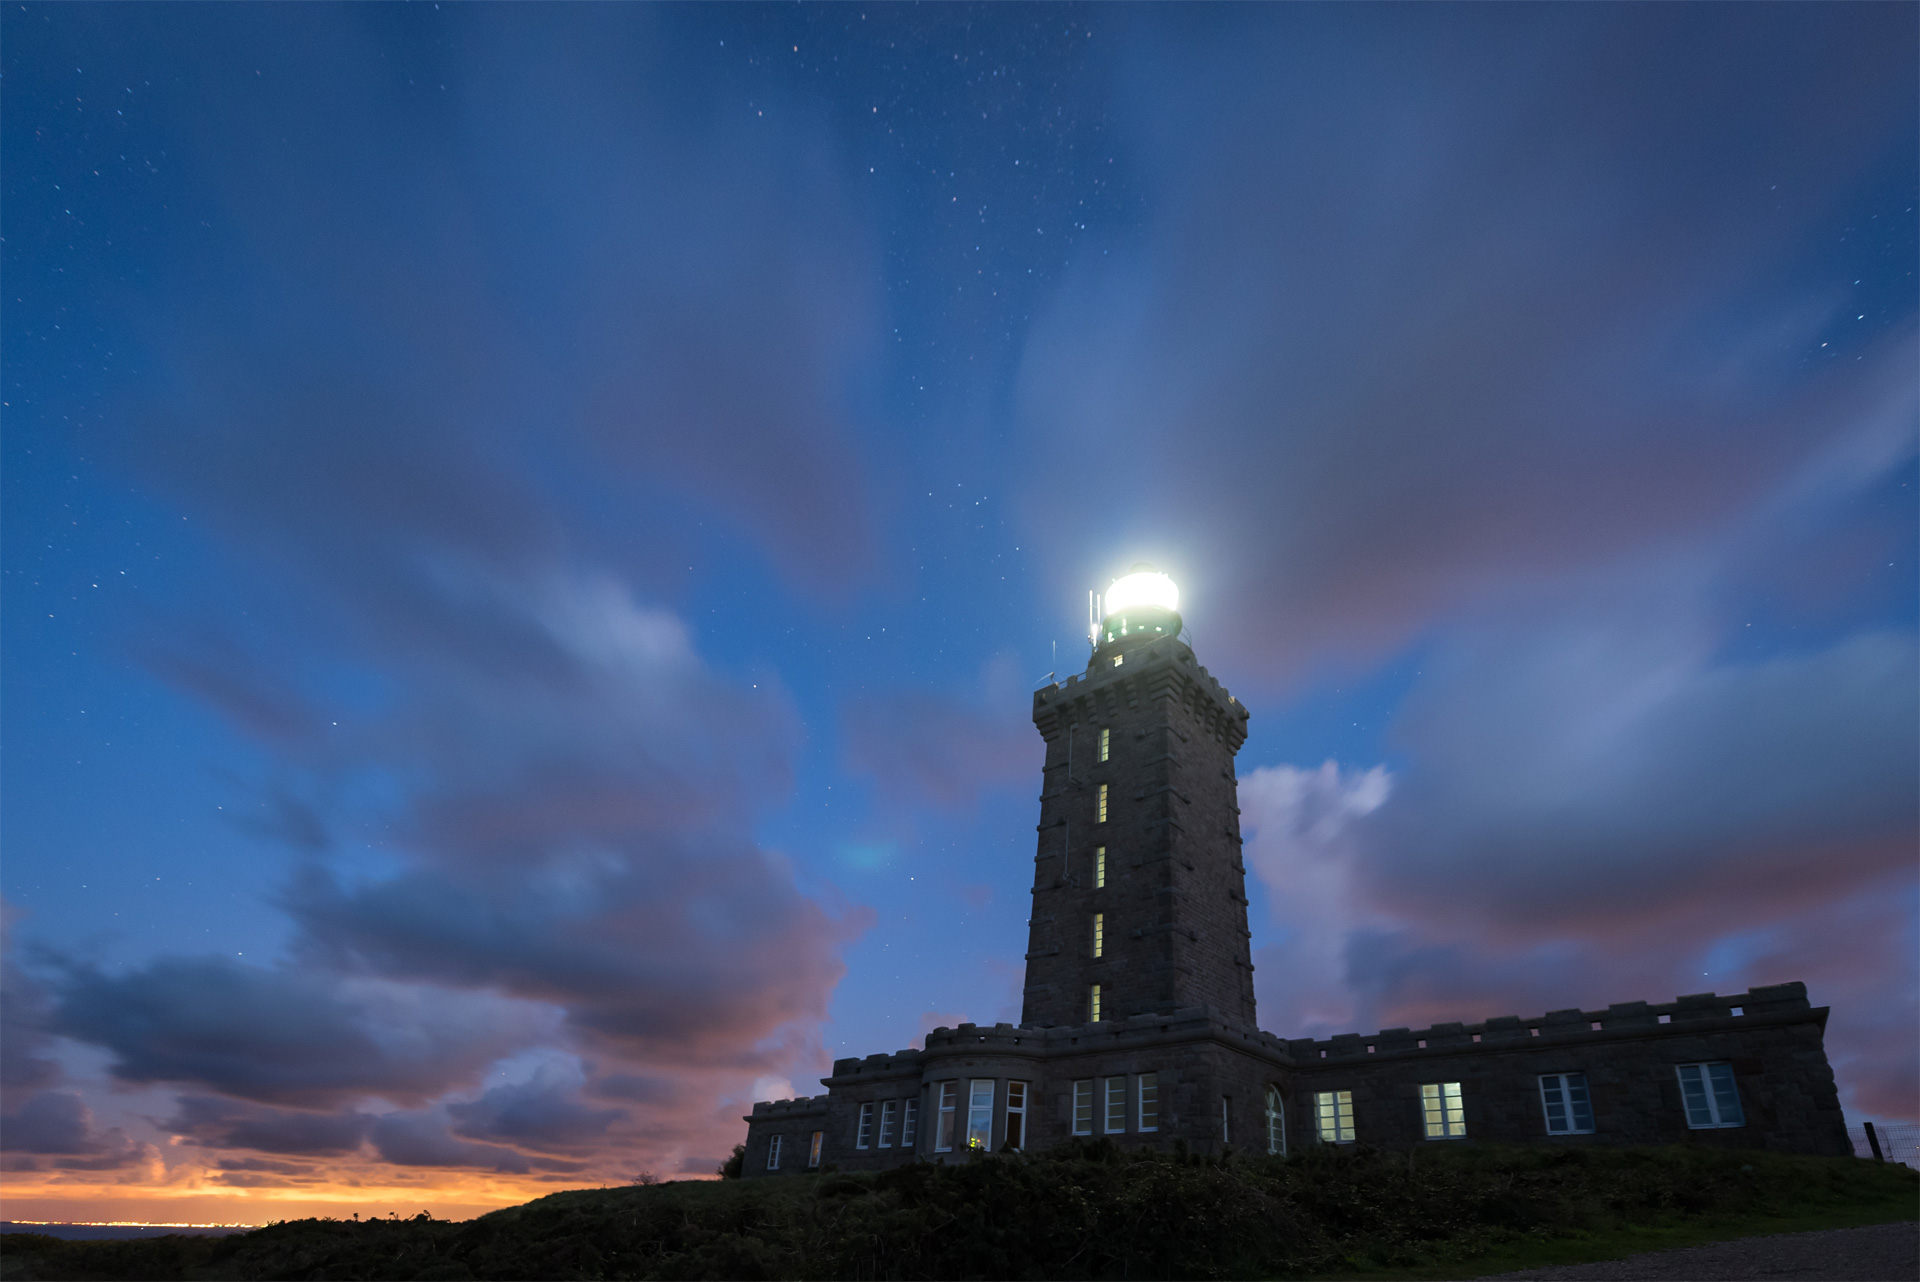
4,3,1914,1223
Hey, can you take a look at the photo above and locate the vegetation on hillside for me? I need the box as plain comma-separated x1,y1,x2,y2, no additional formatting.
2,1142,1914,1281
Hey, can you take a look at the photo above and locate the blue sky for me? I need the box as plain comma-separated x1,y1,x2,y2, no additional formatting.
3,3,1914,1219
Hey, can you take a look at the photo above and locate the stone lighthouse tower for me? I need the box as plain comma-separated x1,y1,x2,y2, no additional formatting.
1022,566,1256,1029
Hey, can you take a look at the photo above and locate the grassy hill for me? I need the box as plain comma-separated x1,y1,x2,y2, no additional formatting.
3,1142,1914,1280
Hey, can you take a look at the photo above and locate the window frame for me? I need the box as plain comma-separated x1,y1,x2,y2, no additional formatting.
1099,726,1110,762
1138,1074,1159,1133
807,1131,823,1168
1094,846,1106,888
1538,1073,1595,1135
856,1100,874,1149
1105,1076,1128,1134
1315,1090,1355,1144
1220,1095,1231,1145
966,1079,995,1152
767,1133,783,1170
1264,1085,1287,1155
1096,782,1109,822
934,1081,959,1152
1072,1079,1094,1136
1005,1080,1028,1150
1092,912,1104,958
878,1099,898,1148
1421,1082,1466,1139
901,1099,918,1149
1090,983,1102,1023
1676,1062,1745,1129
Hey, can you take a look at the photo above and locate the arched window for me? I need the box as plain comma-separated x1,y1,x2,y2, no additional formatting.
1265,1086,1287,1156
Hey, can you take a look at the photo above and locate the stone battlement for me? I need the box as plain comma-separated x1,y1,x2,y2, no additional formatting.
745,1095,831,1118
1282,983,1816,1063
827,1048,925,1078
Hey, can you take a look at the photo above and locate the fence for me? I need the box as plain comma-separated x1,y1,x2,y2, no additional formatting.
1847,1122,1919,1170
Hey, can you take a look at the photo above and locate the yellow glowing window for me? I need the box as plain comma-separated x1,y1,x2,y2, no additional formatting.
1094,846,1106,888
1092,913,1104,958
1421,1082,1466,1139
1097,783,1109,823
1316,1090,1355,1144
1090,983,1102,1022
1113,654,1124,667
1099,727,1110,762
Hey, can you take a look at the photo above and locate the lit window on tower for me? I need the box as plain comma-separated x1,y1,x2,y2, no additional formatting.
1099,727,1110,762
1097,783,1109,823
1090,983,1103,1022
1094,846,1106,887
1092,912,1104,958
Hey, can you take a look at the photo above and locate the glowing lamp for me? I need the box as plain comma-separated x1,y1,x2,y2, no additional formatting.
1102,569,1179,620
1091,564,1183,650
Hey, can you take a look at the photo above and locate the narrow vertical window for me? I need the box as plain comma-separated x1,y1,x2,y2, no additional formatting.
1220,1096,1231,1145
878,1100,899,1148
1105,1077,1127,1134
1072,1080,1094,1136
966,1079,994,1151
1421,1082,1466,1138
1315,1091,1355,1143
901,1099,918,1149
767,1134,783,1170
1092,913,1104,958
1676,1063,1744,1128
1138,1074,1159,1132
1099,727,1110,762
856,1101,874,1149
935,1082,959,1152
1094,846,1107,888
807,1131,823,1168
1539,1074,1595,1135
1090,983,1102,1023
1005,1081,1027,1150
1097,783,1109,822
1265,1086,1286,1155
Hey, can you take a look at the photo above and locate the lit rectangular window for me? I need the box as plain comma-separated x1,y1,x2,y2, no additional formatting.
1005,1081,1027,1150
1105,1077,1127,1133
1090,983,1102,1022
967,1079,994,1151
934,1082,959,1151
807,1131,823,1168
1097,783,1109,822
1092,913,1104,958
878,1100,898,1148
1113,654,1124,667
767,1134,783,1170
1539,1074,1595,1135
1094,846,1107,888
1315,1090,1355,1144
901,1099,918,1148
1677,1062,1744,1128
1422,1082,1466,1139
856,1101,874,1149
1099,727,1110,762
1138,1074,1159,1132
1072,1080,1094,1135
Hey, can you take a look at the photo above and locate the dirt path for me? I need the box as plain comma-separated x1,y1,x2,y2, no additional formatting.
1479,1221,1918,1281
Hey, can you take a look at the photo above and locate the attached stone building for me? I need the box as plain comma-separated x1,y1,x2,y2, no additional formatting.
740,571,1852,1175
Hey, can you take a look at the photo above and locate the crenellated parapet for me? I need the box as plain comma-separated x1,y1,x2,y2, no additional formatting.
1281,984,1819,1064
